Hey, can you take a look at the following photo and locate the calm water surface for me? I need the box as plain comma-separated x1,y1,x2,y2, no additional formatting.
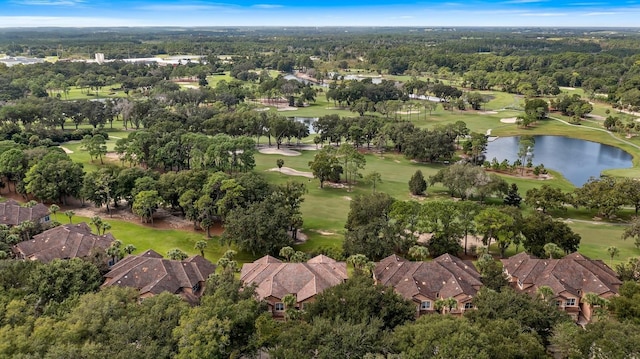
484,136,633,186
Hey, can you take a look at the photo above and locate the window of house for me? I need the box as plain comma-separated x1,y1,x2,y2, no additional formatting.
274,302,285,311
555,300,562,307
464,302,474,310
420,301,431,310
565,298,576,306
192,282,201,292
517,279,523,288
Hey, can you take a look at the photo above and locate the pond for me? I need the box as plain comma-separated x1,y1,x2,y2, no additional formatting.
484,135,633,186
289,117,318,134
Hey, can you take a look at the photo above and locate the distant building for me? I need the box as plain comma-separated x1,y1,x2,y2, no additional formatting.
501,252,622,323
240,255,348,318
102,250,216,304
373,254,483,316
0,199,50,226
0,56,45,67
13,222,114,262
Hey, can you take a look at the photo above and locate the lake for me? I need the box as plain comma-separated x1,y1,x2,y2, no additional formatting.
289,117,318,134
484,135,633,186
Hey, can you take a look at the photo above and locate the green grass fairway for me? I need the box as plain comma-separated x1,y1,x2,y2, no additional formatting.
71,215,258,264
50,76,640,266
566,221,639,266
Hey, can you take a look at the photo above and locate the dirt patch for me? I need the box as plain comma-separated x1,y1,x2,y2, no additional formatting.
324,182,348,189
313,229,336,236
266,166,314,178
71,206,196,231
500,117,518,124
342,196,352,201
294,229,308,243
259,148,301,156
396,110,421,115
277,107,299,112
486,168,554,181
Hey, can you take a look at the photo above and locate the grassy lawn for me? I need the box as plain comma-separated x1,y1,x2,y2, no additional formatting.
49,77,640,266
71,215,259,264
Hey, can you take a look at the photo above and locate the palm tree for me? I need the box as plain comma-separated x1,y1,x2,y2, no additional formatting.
194,240,207,257
282,293,299,321
347,254,369,273
64,210,75,224
364,261,376,277
90,216,103,234
536,285,555,303
106,240,123,265
49,204,60,221
217,256,238,273
123,244,136,255
167,248,188,261
279,246,295,262
606,246,620,266
583,292,608,321
544,243,563,259
100,222,111,235
408,245,430,261
435,297,458,314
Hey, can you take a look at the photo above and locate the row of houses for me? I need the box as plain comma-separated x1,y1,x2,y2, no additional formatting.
2,199,216,303
3,199,622,322
240,252,621,323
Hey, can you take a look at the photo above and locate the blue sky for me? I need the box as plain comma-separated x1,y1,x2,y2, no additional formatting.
0,0,638,27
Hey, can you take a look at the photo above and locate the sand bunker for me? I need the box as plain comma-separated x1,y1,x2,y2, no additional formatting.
500,117,518,123
259,148,301,156
60,146,74,154
478,111,498,115
266,167,314,178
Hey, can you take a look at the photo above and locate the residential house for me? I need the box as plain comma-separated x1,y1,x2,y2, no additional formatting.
501,252,622,323
373,254,483,316
0,199,50,226
240,255,348,318
102,249,217,304
13,222,114,262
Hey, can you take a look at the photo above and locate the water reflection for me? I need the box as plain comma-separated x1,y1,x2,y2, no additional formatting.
484,135,633,186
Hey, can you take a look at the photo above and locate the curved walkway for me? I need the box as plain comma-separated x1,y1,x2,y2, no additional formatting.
548,116,640,151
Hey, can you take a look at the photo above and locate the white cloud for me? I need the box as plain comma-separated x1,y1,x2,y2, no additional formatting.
582,11,617,15
252,4,283,8
0,16,151,27
12,0,85,5
502,0,548,4
137,3,234,11
519,12,567,16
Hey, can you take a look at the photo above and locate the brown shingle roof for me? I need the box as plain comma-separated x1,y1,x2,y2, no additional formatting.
501,252,622,298
374,254,483,302
0,200,49,226
240,255,348,302
102,250,217,301
14,222,114,262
